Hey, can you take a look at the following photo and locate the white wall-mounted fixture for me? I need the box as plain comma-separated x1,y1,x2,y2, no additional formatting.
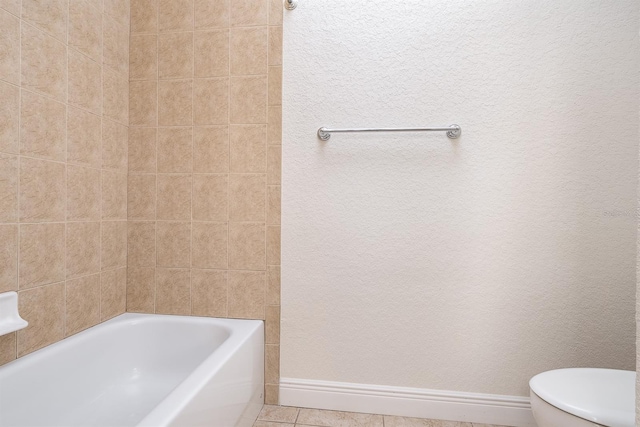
0,292,28,336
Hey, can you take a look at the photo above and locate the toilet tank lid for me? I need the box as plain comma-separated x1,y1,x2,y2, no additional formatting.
529,368,635,427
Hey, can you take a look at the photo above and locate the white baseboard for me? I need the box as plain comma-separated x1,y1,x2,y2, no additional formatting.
279,378,537,427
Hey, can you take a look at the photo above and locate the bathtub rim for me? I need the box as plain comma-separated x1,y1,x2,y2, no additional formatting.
0,313,261,374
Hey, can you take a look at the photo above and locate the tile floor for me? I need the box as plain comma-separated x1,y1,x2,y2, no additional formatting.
253,406,512,427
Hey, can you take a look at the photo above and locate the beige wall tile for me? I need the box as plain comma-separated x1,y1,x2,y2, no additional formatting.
102,171,127,219
101,220,127,269
194,30,229,77
0,225,18,293
267,105,282,145
266,305,279,344
155,268,190,315
267,144,281,185
0,154,17,222
66,221,101,278
67,165,101,221
17,282,65,356
229,174,266,222
0,0,20,16
158,0,193,32
192,222,227,269
0,82,19,154
158,32,193,79
130,34,157,80
19,157,66,222
228,270,265,319
22,0,67,41
230,27,267,75
157,127,193,173
230,76,267,124
230,0,267,27
102,119,128,170
127,174,156,220
267,225,280,265
194,0,229,29
103,15,130,75
268,66,282,106
267,185,280,225
104,0,130,27
100,267,126,320
131,0,157,34
21,24,67,102
265,343,279,383
157,174,191,220
230,125,266,173
266,265,280,305
69,0,102,62
67,107,101,167
228,223,265,270
268,0,282,26
126,267,155,313
193,126,229,173
194,78,228,125
128,221,156,266
157,221,191,267
0,0,134,361
68,50,102,114
65,273,101,336
19,223,65,289
268,26,282,66
158,79,193,126
192,174,228,221
128,127,157,173
0,9,19,84
130,80,158,126
191,269,227,317
20,91,66,162
103,68,129,125
264,384,279,405
0,332,16,366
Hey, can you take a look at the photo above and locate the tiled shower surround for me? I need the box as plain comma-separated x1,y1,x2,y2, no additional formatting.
0,0,283,405
127,0,282,404
0,1,129,362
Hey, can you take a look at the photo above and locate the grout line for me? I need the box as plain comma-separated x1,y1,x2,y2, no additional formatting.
189,5,195,316
14,11,22,363
225,0,231,320
63,0,71,339
153,0,159,316
97,2,104,324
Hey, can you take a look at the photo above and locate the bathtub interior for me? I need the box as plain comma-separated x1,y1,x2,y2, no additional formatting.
0,315,236,427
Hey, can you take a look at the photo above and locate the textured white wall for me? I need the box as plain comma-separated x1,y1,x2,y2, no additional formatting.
282,0,639,397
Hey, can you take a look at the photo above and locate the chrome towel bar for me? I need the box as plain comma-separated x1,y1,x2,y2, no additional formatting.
317,124,461,141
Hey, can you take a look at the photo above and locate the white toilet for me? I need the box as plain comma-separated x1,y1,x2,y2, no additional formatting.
529,368,635,427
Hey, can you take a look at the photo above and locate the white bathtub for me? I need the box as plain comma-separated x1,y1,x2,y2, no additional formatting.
0,313,264,427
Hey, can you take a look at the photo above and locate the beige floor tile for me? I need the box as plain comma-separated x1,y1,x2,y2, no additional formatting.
258,405,299,423
296,408,383,427
252,407,513,427
254,422,294,427
384,415,472,427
